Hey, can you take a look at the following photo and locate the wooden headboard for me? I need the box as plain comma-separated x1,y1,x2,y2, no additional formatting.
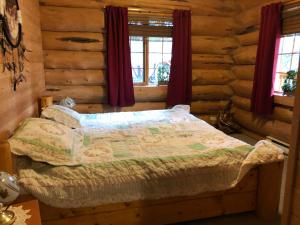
0,131,14,174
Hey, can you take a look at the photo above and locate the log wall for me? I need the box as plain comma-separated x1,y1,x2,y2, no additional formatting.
0,0,45,133
39,0,240,125
232,1,294,143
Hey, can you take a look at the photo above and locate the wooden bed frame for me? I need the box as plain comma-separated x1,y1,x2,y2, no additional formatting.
0,131,284,225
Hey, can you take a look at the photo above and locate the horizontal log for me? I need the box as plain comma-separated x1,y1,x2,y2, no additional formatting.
192,16,239,36
194,114,218,125
233,45,257,65
45,84,234,104
45,85,107,103
39,0,238,16
232,96,251,111
192,54,234,69
134,86,167,102
238,6,260,31
121,102,167,112
74,104,110,113
192,69,235,85
42,31,105,51
237,30,259,46
274,95,295,108
233,107,291,143
46,68,233,87
192,36,238,54
231,80,253,98
232,65,255,80
237,0,275,10
273,106,293,124
232,96,293,123
44,52,233,71
191,100,229,114
192,85,233,100
74,102,167,113
46,85,168,103
40,6,105,32
45,69,106,86
44,50,105,69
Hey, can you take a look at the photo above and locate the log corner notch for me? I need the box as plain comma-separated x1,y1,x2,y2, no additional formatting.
256,161,284,221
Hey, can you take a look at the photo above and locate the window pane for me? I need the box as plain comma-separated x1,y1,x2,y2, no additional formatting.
276,55,282,72
294,34,300,53
157,62,170,83
274,72,286,93
279,54,292,72
274,73,281,92
149,53,162,69
282,35,295,54
131,53,144,68
132,68,144,83
291,54,300,71
163,38,172,53
149,37,163,53
163,54,172,64
130,36,143,53
148,68,157,85
279,37,284,53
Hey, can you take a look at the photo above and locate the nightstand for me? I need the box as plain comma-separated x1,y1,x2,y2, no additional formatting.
12,200,42,225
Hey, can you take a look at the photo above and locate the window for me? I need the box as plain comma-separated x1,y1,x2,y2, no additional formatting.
130,36,172,85
274,34,300,93
128,9,173,86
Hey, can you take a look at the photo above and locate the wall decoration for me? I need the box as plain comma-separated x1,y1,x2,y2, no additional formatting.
0,0,26,91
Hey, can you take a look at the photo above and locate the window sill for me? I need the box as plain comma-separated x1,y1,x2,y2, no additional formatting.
134,84,168,87
274,94,294,107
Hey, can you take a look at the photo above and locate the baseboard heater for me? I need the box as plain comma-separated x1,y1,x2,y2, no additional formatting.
266,136,289,155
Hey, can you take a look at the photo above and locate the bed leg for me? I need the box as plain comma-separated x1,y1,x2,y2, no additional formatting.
256,162,284,221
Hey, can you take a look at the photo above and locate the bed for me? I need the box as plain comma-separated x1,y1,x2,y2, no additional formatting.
0,106,284,225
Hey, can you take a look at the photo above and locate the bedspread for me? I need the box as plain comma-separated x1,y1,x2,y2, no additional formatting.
12,109,284,208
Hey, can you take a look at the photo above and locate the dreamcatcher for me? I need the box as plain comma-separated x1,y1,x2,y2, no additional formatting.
0,0,26,91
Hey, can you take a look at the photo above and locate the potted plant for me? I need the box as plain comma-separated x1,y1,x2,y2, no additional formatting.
157,63,170,85
281,70,297,96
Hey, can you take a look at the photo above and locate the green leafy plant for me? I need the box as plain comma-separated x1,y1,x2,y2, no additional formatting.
282,70,297,96
157,63,170,84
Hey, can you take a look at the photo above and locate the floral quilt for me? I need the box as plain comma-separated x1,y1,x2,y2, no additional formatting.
10,109,284,208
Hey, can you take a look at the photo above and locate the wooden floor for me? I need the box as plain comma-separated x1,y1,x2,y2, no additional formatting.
174,213,280,225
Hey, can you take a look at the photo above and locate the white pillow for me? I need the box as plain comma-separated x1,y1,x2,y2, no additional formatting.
9,118,83,166
41,105,82,128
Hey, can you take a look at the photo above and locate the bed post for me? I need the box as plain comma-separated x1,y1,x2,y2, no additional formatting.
0,131,14,174
256,161,284,220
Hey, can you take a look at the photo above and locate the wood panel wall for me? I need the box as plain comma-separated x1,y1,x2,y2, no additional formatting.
39,0,240,125
0,0,45,133
232,1,294,143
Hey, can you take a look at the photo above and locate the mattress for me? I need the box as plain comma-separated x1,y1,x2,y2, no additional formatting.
13,108,284,208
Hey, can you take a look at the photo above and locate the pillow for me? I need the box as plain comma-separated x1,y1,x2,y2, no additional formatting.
9,118,83,166
41,105,82,128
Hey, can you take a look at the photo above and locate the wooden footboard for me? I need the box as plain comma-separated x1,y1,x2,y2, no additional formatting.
39,169,258,225
0,134,283,224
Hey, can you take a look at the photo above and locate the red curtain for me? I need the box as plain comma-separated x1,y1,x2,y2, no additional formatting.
251,3,282,115
105,6,135,107
167,10,192,107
